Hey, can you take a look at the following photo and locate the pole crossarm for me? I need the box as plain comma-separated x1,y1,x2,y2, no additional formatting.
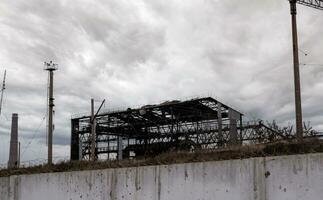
297,0,323,10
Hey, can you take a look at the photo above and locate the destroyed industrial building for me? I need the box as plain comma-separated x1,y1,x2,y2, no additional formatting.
70,97,308,161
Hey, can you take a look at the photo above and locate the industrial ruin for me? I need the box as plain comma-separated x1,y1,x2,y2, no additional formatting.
71,97,242,160
70,97,321,161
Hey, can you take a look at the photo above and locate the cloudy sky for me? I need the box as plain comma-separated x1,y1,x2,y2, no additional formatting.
0,0,322,164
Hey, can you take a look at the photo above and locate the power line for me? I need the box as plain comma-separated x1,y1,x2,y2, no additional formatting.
300,63,323,67
20,115,46,158
299,49,308,56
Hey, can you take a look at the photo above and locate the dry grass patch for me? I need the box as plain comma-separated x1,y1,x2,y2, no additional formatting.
1,139,323,177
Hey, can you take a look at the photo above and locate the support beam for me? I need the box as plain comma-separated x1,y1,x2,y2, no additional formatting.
89,99,105,161
117,136,123,160
90,98,96,161
228,109,240,145
217,102,223,146
70,119,80,160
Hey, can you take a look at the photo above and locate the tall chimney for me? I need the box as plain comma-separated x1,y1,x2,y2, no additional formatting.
8,113,18,168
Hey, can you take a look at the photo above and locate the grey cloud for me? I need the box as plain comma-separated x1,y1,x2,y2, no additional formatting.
0,0,323,164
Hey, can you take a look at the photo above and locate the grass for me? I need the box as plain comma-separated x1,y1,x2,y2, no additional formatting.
1,138,323,177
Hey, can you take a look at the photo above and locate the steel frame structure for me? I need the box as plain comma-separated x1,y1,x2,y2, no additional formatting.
70,97,322,160
71,97,244,160
297,0,323,10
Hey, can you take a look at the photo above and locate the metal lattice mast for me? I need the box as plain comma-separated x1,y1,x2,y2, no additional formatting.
44,61,58,165
288,0,323,140
0,70,6,116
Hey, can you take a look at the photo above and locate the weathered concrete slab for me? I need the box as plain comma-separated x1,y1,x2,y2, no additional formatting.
1,153,323,200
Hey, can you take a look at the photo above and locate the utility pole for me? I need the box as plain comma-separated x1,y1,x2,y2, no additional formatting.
289,0,303,140
44,61,58,165
288,0,323,140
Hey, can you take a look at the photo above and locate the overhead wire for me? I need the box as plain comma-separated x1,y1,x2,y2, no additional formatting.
20,71,49,159
298,49,323,67
20,114,47,158
300,63,323,67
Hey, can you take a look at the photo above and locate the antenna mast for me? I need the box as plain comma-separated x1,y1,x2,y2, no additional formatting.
0,70,7,116
44,61,58,165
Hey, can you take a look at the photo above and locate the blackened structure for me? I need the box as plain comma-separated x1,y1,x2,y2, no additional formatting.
70,97,321,160
71,97,245,160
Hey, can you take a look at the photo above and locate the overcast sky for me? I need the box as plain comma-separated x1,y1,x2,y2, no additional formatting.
0,0,322,164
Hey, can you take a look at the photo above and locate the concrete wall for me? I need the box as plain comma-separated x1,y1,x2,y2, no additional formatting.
1,153,323,200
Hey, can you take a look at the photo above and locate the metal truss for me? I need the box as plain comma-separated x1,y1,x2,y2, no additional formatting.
297,0,323,10
70,97,323,160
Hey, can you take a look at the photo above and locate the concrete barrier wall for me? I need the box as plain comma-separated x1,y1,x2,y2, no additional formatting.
1,153,323,200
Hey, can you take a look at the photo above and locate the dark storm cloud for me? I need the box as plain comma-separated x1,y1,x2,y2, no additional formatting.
0,0,323,163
